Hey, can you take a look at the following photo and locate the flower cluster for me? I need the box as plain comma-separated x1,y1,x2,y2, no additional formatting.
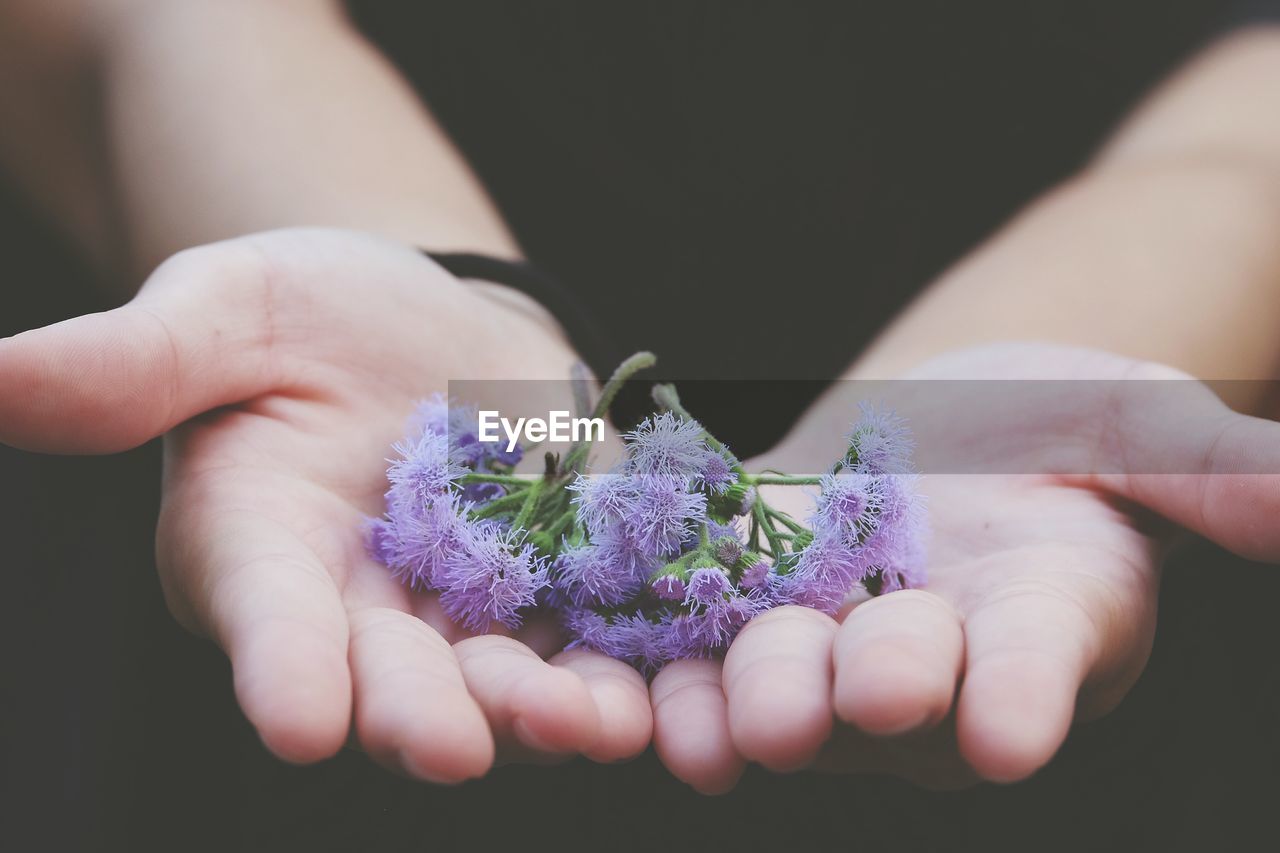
366,396,548,631
367,355,927,672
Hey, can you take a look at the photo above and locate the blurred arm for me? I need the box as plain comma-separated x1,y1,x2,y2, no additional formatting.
849,27,1280,389
0,0,519,286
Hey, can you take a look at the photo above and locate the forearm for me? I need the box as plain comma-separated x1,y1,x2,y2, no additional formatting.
0,3,120,270
850,28,1280,386
95,0,518,279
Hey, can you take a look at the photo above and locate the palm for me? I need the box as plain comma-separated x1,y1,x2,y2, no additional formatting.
1,228,652,778
650,343,1277,792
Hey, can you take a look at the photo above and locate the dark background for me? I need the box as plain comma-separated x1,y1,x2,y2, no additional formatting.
4,2,1279,850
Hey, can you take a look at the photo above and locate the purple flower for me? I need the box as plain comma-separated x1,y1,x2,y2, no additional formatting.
713,535,745,568
365,517,398,567
621,474,707,556
706,519,742,543
412,394,523,469
694,449,737,494
602,613,667,674
845,403,915,475
739,556,773,590
563,607,610,650
552,536,647,607
437,525,548,631
380,491,471,589
810,471,882,550
651,573,687,601
773,536,864,614
687,566,732,606
386,429,464,505
676,566,765,650
625,412,712,480
655,613,710,662
563,609,666,674
568,472,636,537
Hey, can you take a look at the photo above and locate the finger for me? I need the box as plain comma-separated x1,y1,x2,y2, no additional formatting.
158,508,352,764
722,606,837,771
833,590,964,736
0,243,274,453
454,635,601,758
651,658,744,794
550,648,653,762
1099,377,1280,561
349,607,494,783
955,586,1099,783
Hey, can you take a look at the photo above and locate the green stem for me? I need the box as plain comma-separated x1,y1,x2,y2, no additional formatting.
592,351,657,422
471,490,529,519
752,499,785,557
765,506,807,534
746,474,822,487
459,472,530,486
512,479,545,530
545,508,576,540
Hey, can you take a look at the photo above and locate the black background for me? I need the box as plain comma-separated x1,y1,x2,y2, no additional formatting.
3,2,1279,850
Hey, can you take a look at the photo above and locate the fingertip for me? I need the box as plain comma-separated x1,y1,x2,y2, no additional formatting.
651,660,745,794
356,678,495,783
687,757,747,796
833,643,955,736
722,607,836,771
728,675,832,772
956,659,1077,783
508,665,601,754
395,710,496,784
233,630,352,765
551,649,653,763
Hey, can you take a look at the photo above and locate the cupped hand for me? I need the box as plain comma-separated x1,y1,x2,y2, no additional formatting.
649,343,1280,792
0,228,651,779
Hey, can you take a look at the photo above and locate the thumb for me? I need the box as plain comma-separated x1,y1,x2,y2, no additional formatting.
1096,375,1280,563
0,244,276,454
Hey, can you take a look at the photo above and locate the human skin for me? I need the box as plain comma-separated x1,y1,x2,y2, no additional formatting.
650,29,1280,793
1,2,1279,791
0,1,653,778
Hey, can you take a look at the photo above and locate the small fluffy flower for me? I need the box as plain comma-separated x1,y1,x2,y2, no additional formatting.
655,613,711,662
564,609,666,674
810,471,883,550
773,536,864,614
563,607,610,651
620,474,707,557
625,412,712,480
694,449,737,495
437,526,548,631
381,491,471,588
387,429,464,505
568,472,635,537
739,557,773,590
682,578,766,650
552,537,646,607
651,573,687,601
412,394,523,468
601,613,667,674
706,519,742,543
365,517,398,567
713,535,745,568
686,566,732,606
845,403,915,475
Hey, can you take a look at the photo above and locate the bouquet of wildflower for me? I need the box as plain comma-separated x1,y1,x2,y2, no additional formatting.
368,353,927,674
